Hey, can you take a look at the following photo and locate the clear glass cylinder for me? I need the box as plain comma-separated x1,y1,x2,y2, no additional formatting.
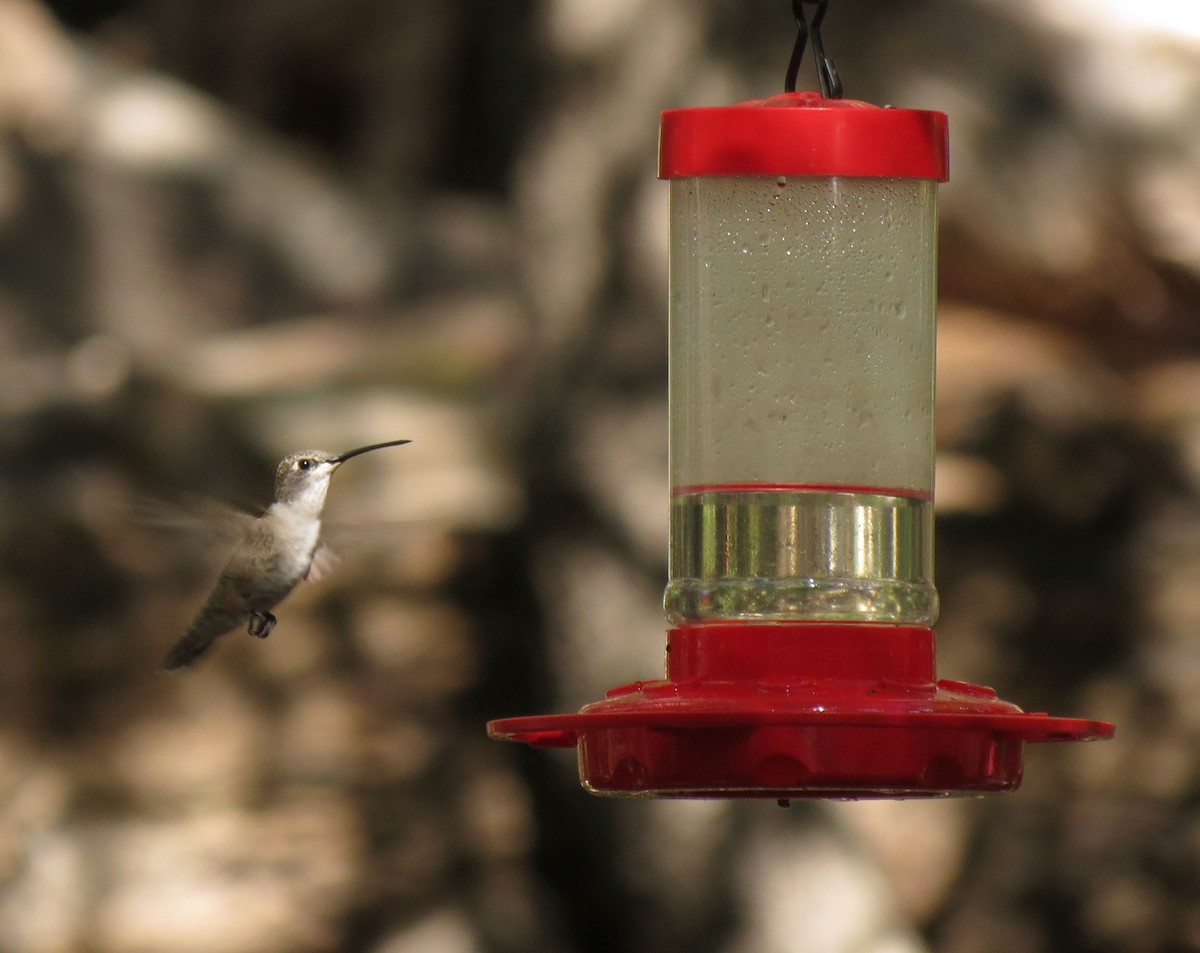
665,175,939,626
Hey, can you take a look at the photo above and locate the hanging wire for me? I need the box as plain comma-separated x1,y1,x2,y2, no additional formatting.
785,0,843,98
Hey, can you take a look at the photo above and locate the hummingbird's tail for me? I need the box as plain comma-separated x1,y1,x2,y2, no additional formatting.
164,606,248,672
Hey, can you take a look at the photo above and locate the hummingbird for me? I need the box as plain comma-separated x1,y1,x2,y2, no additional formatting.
163,439,411,672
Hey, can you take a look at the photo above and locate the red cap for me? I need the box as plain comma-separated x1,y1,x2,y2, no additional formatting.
659,92,949,180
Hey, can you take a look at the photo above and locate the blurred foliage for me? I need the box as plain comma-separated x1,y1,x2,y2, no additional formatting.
1,1,1200,951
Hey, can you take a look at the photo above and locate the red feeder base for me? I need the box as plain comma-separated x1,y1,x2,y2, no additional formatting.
487,623,1114,799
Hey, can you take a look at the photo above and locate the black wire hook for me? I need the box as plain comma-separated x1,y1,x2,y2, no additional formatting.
785,0,843,99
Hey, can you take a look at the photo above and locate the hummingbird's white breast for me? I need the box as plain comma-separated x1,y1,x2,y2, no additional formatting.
264,502,323,581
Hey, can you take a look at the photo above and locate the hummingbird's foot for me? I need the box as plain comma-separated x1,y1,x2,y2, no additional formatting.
247,612,276,639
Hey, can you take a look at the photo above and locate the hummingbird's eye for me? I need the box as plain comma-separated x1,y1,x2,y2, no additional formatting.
297,459,312,471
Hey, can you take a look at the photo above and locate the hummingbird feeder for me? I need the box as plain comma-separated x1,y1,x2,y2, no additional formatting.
488,1,1114,799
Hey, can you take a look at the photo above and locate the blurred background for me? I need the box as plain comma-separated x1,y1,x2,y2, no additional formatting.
0,0,1198,950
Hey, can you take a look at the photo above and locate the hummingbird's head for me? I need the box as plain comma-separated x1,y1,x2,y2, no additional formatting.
274,450,341,510
273,440,411,511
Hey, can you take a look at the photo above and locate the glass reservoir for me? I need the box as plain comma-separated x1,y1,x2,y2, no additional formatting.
666,173,938,626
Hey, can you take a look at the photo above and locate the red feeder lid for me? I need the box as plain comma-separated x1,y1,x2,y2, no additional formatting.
659,92,949,180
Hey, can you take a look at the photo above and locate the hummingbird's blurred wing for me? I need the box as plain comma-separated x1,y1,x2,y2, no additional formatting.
320,517,423,547
298,519,424,585
133,495,259,548
305,542,341,582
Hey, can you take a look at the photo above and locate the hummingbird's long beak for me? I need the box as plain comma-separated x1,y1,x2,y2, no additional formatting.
331,439,411,466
